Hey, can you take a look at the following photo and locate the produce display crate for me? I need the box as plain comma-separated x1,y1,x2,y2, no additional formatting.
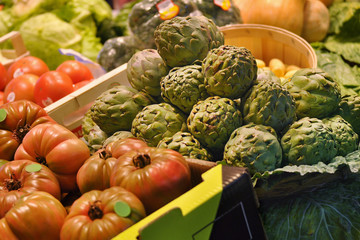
115,159,267,240
0,31,30,69
219,24,317,68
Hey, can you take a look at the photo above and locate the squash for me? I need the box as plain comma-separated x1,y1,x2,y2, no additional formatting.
233,0,306,35
301,0,330,42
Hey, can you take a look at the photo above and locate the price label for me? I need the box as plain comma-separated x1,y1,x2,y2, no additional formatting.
214,0,231,11
156,0,180,20
25,164,42,173
0,109,7,122
114,201,131,218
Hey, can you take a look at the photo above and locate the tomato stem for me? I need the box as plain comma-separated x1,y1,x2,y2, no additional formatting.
99,149,112,159
133,153,151,169
36,156,47,167
4,173,22,191
12,123,31,143
88,200,103,220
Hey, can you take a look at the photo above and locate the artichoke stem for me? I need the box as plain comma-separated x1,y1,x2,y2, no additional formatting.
5,173,22,191
133,153,151,168
88,200,103,220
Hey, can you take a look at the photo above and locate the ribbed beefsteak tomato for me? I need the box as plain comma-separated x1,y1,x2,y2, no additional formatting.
0,160,61,218
0,100,54,160
2,191,67,240
14,123,90,192
110,147,192,213
60,186,146,240
77,138,148,194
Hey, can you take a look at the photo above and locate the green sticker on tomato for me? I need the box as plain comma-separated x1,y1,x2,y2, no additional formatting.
0,109,7,122
114,201,131,218
25,164,42,173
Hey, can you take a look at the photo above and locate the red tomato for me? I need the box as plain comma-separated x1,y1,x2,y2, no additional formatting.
7,56,49,81
0,160,62,218
14,123,90,192
60,186,146,240
0,100,55,160
56,60,94,84
3,191,67,240
34,71,74,107
0,62,9,91
3,74,38,103
73,79,91,91
0,91,4,105
110,147,191,213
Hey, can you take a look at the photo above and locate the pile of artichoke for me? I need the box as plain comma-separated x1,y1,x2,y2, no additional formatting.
82,15,360,178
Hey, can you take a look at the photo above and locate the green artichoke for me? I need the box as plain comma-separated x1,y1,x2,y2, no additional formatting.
154,15,224,68
157,131,213,161
160,64,209,114
127,49,170,99
128,0,200,49
97,35,141,72
89,85,154,135
102,130,134,147
255,67,282,85
242,80,297,133
187,96,243,154
322,115,359,156
338,94,360,135
223,123,282,174
281,117,337,166
81,111,108,153
202,45,257,99
131,103,188,147
283,68,341,119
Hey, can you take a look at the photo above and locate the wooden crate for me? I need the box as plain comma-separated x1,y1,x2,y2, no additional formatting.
0,31,29,69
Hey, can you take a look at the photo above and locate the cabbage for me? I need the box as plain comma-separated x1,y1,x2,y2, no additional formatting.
19,12,82,70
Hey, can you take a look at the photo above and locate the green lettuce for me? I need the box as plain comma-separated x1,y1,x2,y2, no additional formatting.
260,177,360,239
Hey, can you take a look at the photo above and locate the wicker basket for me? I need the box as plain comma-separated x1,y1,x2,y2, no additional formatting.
219,24,317,68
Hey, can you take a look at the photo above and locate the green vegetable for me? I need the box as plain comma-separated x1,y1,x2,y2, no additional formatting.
19,12,82,70
260,176,360,239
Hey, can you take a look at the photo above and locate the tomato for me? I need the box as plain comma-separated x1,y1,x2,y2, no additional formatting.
110,147,191,213
0,218,17,240
34,71,74,107
3,191,67,240
14,123,90,192
3,74,38,103
0,100,55,160
56,60,94,84
76,138,147,194
60,186,146,240
0,91,4,105
7,56,49,81
73,79,91,91
0,62,9,91
0,160,62,218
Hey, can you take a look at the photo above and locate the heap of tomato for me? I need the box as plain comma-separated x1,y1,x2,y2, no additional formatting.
0,56,94,107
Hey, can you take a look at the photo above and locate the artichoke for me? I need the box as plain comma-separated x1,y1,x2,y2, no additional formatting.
157,131,213,161
338,94,360,135
102,130,134,147
89,85,154,135
128,0,200,49
154,15,224,68
193,0,242,26
255,67,282,85
131,103,188,147
160,64,209,114
97,35,141,72
242,80,297,133
202,45,257,99
283,68,341,119
127,49,170,99
187,96,243,155
81,111,108,153
322,115,359,156
223,123,282,174
281,117,337,166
